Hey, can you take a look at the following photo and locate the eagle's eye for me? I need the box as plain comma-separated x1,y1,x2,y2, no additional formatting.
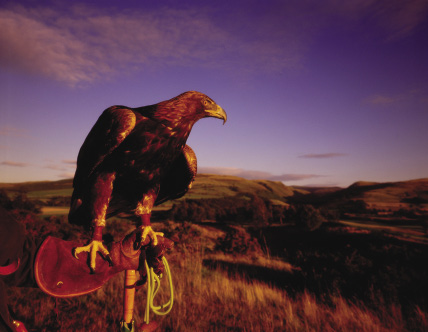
203,99,214,107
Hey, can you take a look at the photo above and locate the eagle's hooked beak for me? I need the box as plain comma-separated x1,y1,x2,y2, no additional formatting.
206,105,227,125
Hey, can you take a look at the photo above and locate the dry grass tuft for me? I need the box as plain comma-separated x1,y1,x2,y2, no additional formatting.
8,246,428,332
6,220,428,331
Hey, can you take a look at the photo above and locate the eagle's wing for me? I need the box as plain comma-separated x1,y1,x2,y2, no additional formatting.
155,145,197,205
72,107,136,190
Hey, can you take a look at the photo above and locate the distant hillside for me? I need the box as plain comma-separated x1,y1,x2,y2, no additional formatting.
347,178,428,210
0,174,302,206
291,178,428,212
0,179,73,201
1,175,427,212
0,178,73,192
187,174,307,202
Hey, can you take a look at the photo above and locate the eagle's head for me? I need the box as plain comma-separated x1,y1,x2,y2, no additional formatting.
189,91,227,125
155,91,227,128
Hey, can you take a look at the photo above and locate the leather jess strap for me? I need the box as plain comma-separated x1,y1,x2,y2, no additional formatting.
0,259,20,275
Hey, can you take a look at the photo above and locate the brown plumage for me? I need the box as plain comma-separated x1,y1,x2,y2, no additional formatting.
68,90,226,234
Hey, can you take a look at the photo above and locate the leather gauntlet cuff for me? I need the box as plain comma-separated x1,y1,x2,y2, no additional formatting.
146,237,174,275
34,228,174,297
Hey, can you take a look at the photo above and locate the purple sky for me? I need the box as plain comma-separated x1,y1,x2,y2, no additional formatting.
1,0,427,187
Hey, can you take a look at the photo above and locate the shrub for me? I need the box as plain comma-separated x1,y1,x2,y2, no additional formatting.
159,221,202,253
47,196,71,207
169,196,277,225
216,226,263,255
0,189,13,209
249,195,270,226
169,198,251,223
293,205,326,231
338,199,368,216
0,190,41,214
11,193,41,213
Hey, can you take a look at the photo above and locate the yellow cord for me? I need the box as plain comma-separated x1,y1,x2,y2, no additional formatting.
144,256,174,324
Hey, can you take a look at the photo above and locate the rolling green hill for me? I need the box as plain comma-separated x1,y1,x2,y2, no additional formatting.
1,175,427,213
0,174,304,204
290,178,428,213
186,174,307,201
0,178,73,201
333,178,428,211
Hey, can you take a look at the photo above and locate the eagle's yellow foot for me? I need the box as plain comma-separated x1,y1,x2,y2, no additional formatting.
73,240,112,273
138,225,164,247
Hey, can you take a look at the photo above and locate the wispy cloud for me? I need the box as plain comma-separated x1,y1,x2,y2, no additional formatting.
43,164,67,171
58,172,75,179
42,159,76,179
0,4,300,85
0,126,28,137
319,0,428,40
370,0,428,40
43,159,76,169
365,89,427,106
198,166,323,182
1,1,426,86
299,153,348,159
365,94,398,105
269,174,325,182
1,160,30,167
62,159,76,166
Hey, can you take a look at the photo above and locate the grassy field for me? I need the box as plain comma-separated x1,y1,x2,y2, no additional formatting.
27,173,303,218
3,175,428,215
3,175,428,331
40,206,70,216
339,219,428,243
1,173,303,204
27,189,73,201
6,217,428,332
12,252,422,332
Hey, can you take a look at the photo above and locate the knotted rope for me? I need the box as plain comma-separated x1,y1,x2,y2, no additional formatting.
143,256,174,325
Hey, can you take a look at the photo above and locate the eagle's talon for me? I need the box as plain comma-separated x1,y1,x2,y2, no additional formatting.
106,254,114,267
73,243,91,259
72,247,79,260
139,226,164,247
72,240,110,272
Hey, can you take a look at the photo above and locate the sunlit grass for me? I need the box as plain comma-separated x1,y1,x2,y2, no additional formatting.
9,244,427,331
27,189,73,200
158,251,426,331
40,206,69,216
339,220,428,243
6,219,428,331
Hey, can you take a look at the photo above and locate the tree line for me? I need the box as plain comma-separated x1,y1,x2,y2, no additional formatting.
0,188,334,231
0,189,40,213
169,194,334,230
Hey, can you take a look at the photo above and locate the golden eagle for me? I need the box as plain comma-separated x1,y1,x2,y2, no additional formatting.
68,91,227,271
